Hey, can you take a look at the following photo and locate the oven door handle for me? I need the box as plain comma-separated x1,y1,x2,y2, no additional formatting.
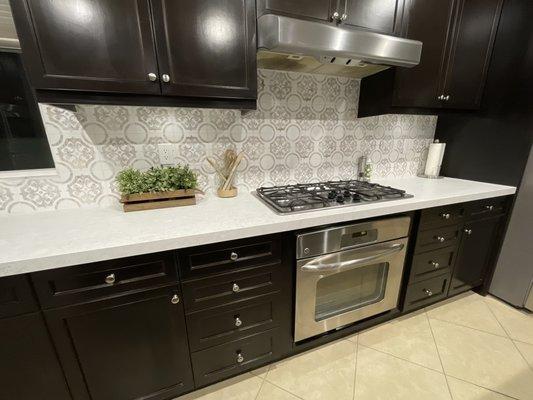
300,243,404,273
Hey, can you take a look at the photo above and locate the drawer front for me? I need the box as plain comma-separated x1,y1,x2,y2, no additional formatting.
465,197,509,220
415,225,461,253
419,204,465,229
191,328,289,387
186,293,285,352
178,235,281,279
32,252,179,308
403,273,451,311
409,247,456,283
181,262,282,312
0,275,38,318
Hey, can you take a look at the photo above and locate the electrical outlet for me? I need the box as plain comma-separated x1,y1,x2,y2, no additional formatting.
157,143,178,166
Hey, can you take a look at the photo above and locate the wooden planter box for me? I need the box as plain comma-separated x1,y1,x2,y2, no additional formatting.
120,189,203,212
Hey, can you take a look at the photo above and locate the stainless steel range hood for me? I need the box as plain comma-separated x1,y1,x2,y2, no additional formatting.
257,14,422,78
0,0,19,51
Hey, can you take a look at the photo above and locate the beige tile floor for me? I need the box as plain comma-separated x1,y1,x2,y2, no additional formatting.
176,292,533,400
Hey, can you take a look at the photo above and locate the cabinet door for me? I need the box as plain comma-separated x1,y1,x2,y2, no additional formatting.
45,287,194,400
441,0,503,109
10,0,160,94
342,0,405,35
392,0,456,107
257,0,337,22
449,217,501,296
151,0,257,99
0,312,71,400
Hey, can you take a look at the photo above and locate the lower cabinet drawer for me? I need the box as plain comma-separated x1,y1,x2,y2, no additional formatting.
403,273,451,311
465,197,509,220
181,262,283,312
415,225,461,253
409,247,456,283
191,328,289,387
186,293,286,352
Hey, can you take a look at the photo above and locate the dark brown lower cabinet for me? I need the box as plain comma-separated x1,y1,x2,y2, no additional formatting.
449,216,502,296
0,312,72,400
45,286,194,400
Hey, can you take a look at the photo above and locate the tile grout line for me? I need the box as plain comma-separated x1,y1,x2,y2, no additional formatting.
425,312,455,400
444,373,521,400
426,315,509,339
261,367,307,400
482,297,533,372
253,369,268,400
352,335,359,400
356,342,445,374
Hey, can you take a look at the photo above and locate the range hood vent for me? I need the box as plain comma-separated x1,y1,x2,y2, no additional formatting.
0,0,19,51
258,14,422,78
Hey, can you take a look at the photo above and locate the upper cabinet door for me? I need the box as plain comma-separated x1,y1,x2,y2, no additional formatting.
10,0,160,94
257,0,337,22
342,0,405,35
151,0,257,99
441,0,503,109
392,0,456,108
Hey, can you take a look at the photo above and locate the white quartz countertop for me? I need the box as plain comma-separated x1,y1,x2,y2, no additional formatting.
0,177,516,277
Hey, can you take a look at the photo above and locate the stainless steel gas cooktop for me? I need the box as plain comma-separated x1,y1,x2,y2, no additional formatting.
256,180,413,214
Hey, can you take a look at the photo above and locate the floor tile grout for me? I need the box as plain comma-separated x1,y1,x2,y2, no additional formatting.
444,373,522,400
426,315,510,339
356,342,444,374
260,377,307,400
425,312,454,400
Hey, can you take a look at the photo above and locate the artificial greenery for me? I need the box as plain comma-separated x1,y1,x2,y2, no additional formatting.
116,165,198,195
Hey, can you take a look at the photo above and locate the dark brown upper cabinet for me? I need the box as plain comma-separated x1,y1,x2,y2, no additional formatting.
257,0,405,35
10,0,257,107
10,0,160,95
151,0,257,99
358,0,504,116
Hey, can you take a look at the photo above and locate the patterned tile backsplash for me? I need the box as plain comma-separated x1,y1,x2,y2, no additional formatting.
0,69,437,214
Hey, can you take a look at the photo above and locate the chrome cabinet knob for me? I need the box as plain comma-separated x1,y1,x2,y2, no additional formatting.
230,252,239,261
431,261,440,268
424,289,433,297
340,13,348,21
171,294,180,304
485,205,494,211
331,11,340,21
438,95,444,100
236,352,244,363
235,317,242,327
440,213,451,219
162,74,170,83
232,283,240,293
105,273,116,285
436,236,445,243
147,72,158,82
464,229,472,235
445,95,450,101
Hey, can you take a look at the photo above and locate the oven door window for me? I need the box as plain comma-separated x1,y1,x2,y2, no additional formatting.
315,262,389,321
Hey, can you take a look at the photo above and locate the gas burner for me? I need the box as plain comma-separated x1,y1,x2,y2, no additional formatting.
256,180,413,214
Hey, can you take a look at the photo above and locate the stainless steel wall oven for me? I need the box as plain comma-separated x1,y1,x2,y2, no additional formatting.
294,216,411,342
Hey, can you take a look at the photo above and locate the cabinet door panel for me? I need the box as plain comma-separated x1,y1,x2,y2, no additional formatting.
449,217,500,296
343,0,404,35
151,0,257,99
258,0,336,21
10,0,160,94
46,286,193,400
0,312,71,400
442,0,503,109
392,0,456,107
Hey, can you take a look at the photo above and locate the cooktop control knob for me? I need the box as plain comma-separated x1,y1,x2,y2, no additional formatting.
336,195,345,203
328,191,337,200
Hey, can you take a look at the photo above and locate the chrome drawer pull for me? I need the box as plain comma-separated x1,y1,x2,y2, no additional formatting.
171,294,180,304
105,273,116,285
230,252,239,261
424,289,433,297
232,283,240,293
436,236,445,243
485,205,494,211
236,352,244,363
440,213,451,219
235,317,242,327
464,229,472,235
431,261,440,268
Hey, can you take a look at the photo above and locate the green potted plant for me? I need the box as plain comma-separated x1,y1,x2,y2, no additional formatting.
116,165,202,212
